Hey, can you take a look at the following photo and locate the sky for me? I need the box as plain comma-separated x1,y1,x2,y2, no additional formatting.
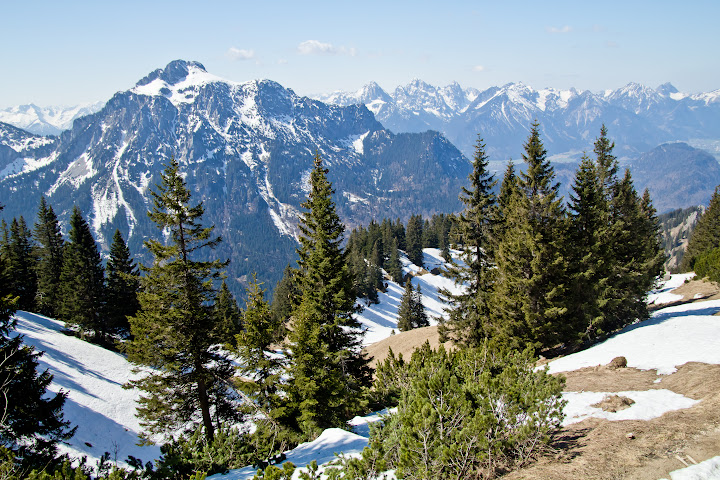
2,0,719,109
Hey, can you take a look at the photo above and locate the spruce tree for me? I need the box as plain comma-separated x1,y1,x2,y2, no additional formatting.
58,207,106,341
286,153,372,436
396,280,415,332
440,136,497,346
6,217,37,311
386,237,403,284
412,284,429,328
126,157,237,442
492,122,570,351
682,187,720,271
234,275,284,421
566,155,607,340
105,229,139,337
270,265,298,326
0,205,75,466
33,197,65,317
405,214,424,267
215,280,242,344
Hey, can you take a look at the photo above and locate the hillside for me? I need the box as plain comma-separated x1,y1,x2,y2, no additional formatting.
10,254,720,479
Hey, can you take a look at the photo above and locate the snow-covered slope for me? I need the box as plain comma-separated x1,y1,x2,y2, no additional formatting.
13,312,161,467
0,102,104,136
13,272,720,478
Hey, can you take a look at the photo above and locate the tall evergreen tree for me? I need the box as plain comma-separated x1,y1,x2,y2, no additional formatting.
234,275,284,421
566,155,607,340
397,280,429,332
58,207,106,341
104,229,140,337
682,187,720,271
405,214,424,267
33,197,65,317
440,136,497,346
126,158,237,442
286,153,372,437
270,265,298,326
386,237,403,284
6,217,37,311
492,122,570,351
215,280,242,344
0,205,75,467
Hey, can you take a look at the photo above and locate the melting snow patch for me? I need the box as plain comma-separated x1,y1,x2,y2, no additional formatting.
660,455,720,480
562,390,699,426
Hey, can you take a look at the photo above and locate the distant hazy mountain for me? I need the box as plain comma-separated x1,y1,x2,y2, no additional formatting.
0,60,469,296
317,80,720,163
0,102,105,136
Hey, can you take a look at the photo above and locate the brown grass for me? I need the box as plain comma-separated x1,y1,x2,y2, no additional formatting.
361,277,720,479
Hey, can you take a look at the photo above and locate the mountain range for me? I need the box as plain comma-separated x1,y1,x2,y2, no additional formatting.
0,60,469,296
0,102,105,136
317,80,720,164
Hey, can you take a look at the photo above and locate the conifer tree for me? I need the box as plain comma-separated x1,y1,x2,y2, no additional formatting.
0,204,75,466
234,275,284,420
396,280,416,332
440,136,496,346
492,122,570,351
405,214,423,267
682,187,720,271
412,283,429,328
286,153,371,436
6,217,37,311
58,207,106,341
215,280,242,344
566,155,607,339
270,265,298,326
126,158,237,442
386,237,403,284
104,229,139,337
33,197,65,317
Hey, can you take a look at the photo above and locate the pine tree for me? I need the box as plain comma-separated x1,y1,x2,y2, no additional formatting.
126,158,237,442
0,204,75,466
6,217,37,311
405,214,423,267
682,187,720,271
492,122,570,351
58,207,106,341
104,229,139,337
440,136,497,346
286,153,372,436
33,197,65,317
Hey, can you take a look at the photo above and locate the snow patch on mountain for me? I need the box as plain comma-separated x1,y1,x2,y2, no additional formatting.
0,151,57,180
132,62,232,107
48,152,96,195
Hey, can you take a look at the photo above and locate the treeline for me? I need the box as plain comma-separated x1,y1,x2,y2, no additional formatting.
682,187,720,281
345,213,454,303
440,123,664,353
0,199,141,344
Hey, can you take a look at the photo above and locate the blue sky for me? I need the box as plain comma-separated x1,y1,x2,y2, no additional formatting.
2,0,718,108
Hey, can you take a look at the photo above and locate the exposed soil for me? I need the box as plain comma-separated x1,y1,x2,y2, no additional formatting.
591,394,635,412
363,278,720,479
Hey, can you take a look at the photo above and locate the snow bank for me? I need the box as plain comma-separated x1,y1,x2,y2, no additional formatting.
660,455,720,480
547,298,720,375
13,312,161,467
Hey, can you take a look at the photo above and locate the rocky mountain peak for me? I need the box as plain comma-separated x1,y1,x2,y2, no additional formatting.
136,60,207,88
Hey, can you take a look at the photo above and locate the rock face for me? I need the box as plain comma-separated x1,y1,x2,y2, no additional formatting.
317,80,720,164
0,60,470,296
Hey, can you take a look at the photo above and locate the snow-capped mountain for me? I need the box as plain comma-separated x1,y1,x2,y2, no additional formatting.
0,102,105,136
0,60,469,296
317,80,720,162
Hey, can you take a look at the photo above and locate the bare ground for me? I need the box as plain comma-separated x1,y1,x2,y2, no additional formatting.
363,278,720,479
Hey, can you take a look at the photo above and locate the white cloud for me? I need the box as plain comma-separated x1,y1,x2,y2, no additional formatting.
547,25,572,34
298,40,337,55
227,47,256,61
297,40,357,57
473,65,485,72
